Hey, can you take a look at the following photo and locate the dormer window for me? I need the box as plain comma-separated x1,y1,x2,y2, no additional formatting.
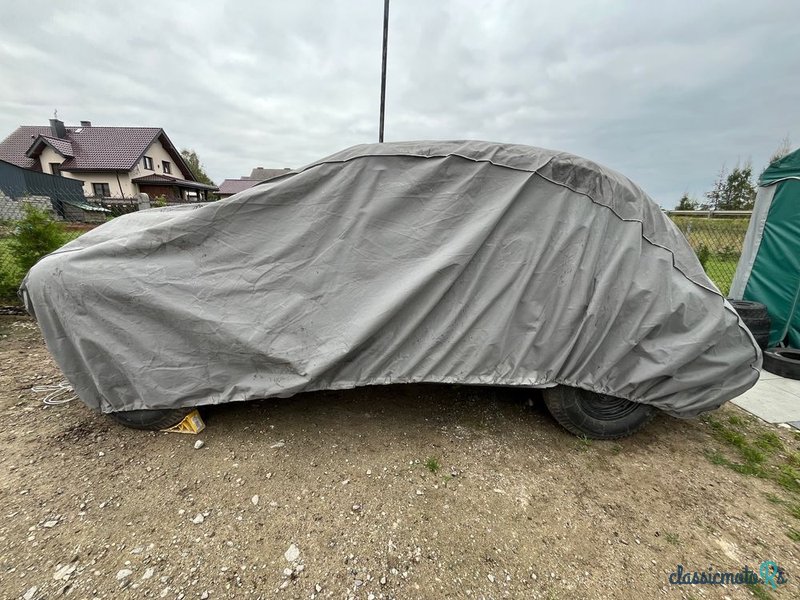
143,156,153,170
163,160,171,174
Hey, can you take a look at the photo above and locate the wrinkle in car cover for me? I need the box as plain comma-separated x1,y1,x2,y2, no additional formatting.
21,141,760,417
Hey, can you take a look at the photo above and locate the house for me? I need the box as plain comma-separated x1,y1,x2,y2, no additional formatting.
0,158,108,223
217,167,293,199
0,118,218,203
217,178,261,199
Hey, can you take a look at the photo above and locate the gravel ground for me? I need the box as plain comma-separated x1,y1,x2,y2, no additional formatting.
1,315,798,599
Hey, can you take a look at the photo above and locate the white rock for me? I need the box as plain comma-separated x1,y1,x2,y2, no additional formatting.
53,563,76,580
415,490,424,496
284,543,300,562
194,440,205,449
380,576,387,585
279,580,289,589
487,574,495,583
270,441,285,448
142,567,155,580
315,584,322,592
295,564,305,574
42,520,58,528
251,495,260,506
192,514,205,524
23,587,38,600
283,568,294,577
116,568,134,580
200,592,209,600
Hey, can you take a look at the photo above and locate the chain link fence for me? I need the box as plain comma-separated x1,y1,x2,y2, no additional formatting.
668,211,752,295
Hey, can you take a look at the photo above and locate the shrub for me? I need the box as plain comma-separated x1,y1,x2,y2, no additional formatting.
696,243,711,268
9,204,69,274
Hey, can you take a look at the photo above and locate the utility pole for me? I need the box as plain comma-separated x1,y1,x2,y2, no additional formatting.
378,0,389,142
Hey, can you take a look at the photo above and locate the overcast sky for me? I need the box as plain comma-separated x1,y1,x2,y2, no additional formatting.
1,0,797,207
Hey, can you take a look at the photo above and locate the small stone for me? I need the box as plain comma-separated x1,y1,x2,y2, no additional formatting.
295,564,305,574
531,573,537,580
201,593,209,600
284,543,300,562
53,564,76,580
415,490,423,496
368,594,375,600
279,580,289,589
23,587,38,600
487,574,495,583
315,584,322,593
42,520,58,528
380,576,387,585
366,469,372,475
142,567,155,580
352,504,362,512
194,440,205,449
283,568,294,577
117,568,134,580
251,495,260,506
270,441,285,448
192,514,205,524
98,451,105,457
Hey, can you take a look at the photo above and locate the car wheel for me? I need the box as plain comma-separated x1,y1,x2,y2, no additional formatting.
109,408,194,430
542,386,657,439
763,348,800,380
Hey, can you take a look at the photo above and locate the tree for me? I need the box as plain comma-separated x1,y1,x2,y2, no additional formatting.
676,193,699,211
768,135,792,166
180,149,215,186
705,163,756,211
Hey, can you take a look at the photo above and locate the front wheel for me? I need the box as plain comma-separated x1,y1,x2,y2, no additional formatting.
109,408,194,430
542,386,656,439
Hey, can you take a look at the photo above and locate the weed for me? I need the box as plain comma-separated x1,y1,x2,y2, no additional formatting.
787,452,800,469
727,414,746,427
775,465,800,493
764,493,784,505
424,456,441,474
789,503,800,520
787,529,800,543
755,432,784,453
575,436,592,452
664,532,679,545
748,583,773,600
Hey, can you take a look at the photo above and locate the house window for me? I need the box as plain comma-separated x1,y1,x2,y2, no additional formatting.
49,163,61,176
92,183,111,197
143,156,154,170
162,160,171,174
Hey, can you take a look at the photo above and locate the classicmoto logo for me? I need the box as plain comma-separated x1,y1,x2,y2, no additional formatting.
668,560,788,590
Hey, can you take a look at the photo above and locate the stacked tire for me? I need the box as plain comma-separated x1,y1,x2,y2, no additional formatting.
728,300,771,350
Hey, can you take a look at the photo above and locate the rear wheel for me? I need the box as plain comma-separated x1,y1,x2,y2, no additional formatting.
109,408,194,430
542,386,656,439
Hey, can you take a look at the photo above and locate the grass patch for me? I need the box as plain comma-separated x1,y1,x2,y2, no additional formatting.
574,436,592,452
787,529,800,543
424,456,441,474
664,532,679,546
764,493,784,505
775,466,800,493
755,432,784,453
747,583,774,600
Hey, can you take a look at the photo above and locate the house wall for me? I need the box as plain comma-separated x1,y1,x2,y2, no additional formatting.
128,137,191,181
39,147,65,174
74,172,136,198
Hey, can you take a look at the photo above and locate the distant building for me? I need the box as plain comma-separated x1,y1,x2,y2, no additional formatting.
217,167,293,199
0,118,218,202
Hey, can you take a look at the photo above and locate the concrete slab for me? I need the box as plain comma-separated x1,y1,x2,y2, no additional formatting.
731,374,800,423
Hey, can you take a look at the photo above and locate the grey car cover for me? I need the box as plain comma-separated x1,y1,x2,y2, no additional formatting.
21,141,760,418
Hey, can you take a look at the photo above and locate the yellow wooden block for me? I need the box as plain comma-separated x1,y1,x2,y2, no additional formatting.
162,409,205,434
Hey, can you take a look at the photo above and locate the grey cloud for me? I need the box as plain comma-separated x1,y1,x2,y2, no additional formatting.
0,0,797,207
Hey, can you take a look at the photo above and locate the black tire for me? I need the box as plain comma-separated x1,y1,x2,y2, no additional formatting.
109,408,194,430
763,348,800,380
728,300,769,320
727,300,771,350
542,386,657,440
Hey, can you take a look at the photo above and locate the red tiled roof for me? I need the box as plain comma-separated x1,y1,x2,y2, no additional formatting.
0,124,170,172
218,178,261,195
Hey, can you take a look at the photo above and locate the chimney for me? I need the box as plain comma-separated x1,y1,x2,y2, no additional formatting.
49,118,67,139
80,120,92,127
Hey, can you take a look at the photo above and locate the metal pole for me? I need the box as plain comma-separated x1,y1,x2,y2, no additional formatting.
379,0,389,142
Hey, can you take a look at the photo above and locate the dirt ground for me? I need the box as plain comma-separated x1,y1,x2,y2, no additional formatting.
1,315,798,600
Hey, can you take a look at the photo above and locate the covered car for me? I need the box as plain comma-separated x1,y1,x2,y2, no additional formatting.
20,141,761,438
